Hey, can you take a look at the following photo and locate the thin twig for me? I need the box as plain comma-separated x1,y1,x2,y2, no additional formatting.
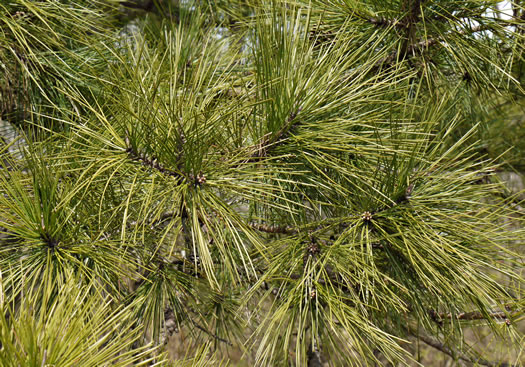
240,107,302,165
124,136,183,181
367,16,404,28
430,309,516,321
248,188,414,236
428,308,519,327
121,0,154,11
413,330,517,367
190,318,233,346
400,0,422,57
375,20,517,68
249,222,298,234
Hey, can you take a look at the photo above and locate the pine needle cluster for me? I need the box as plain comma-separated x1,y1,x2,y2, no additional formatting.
0,0,523,366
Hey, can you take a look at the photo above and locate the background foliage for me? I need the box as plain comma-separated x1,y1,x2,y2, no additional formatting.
0,0,524,366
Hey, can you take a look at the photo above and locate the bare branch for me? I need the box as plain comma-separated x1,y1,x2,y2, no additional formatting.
400,0,422,57
413,330,517,367
249,222,298,235
124,137,184,182
190,318,233,347
375,21,517,68
428,308,519,325
240,107,303,165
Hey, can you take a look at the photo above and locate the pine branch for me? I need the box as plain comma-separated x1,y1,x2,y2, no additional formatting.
248,183,414,236
121,0,154,11
249,222,298,234
242,107,302,164
411,330,517,367
400,0,422,57
375,20,518,68
307,345,323,367
512,1,522,20
270,107,302,145
189,318,233,347
124,136,184,182
428,308,518,324
367,16,404,28
162,307,234,347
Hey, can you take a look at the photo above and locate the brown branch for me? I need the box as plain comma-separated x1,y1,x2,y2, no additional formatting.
249,222,298,234
240,107,302,165
189,318,233,346
308,345,323,367
271,107,302,145
375,20,517,68
162,307,233,347
429,308,518,324
128,211,178,230
512,1,522,20
413,330,517,367
248,187,416,237
124,136,184,182
365,9,485,30
121,0,154,11
400,0,422,57
367,16,404,28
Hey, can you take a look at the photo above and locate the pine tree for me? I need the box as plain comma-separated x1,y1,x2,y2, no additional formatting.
0,0,524,366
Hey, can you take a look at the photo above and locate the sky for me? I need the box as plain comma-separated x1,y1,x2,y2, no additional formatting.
498,1,513,19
